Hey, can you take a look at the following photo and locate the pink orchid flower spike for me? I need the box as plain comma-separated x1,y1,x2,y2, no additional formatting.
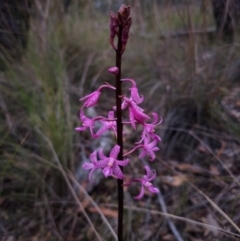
98,145,129,179
92,111,117,138
124,166,159,200
121,78,144,104
80,84,116,108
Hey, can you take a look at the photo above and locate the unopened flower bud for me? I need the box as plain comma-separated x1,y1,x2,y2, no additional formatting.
108,66,119,75
110,11,119,50
118,4,130,22
122,17,132,52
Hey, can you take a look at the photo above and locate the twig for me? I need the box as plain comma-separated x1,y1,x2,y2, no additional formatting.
101,204,240,239
157,189,184,241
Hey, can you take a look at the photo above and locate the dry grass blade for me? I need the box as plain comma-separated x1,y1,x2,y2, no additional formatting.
120,205,240,239
189,130,240,187
189,181,240,234
68,172,118,240
34,127,103,241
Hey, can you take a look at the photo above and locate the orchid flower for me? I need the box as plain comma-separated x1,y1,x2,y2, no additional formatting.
124,138,159,161
75,110,105,138
82,151,106,182
138,138,159,161
80,84,115,108
123,97,150,129
121,79,144,104
98,145,129,179
136,113,162,144
92,111,117,138
124,166,159,199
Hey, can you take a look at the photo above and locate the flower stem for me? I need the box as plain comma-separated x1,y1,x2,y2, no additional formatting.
116,25,124,241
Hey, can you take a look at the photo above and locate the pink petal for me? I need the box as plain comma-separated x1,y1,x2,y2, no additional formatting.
134,185,145,200
151,113,162,125
152,134,161,141
112,165,124,179
108,111,115,119
129,108,136,129
110,145,120,159
103,166,112,177
149,140,157,148
90,151,98,163
88,169,96,182
148,186,159,194
144,166,152,177
94,160,108,169
75,127,87,131
117,159,129,166
95,125,109,137
129,102,150,123
82,163,94,170
98,149,108,161
121,78,137,87
147,170,156,181
80,91,101,108
139,149,146,159
130,87,144,104
148,150,156,161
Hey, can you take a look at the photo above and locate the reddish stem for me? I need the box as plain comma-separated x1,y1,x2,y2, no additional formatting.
116,24,124,241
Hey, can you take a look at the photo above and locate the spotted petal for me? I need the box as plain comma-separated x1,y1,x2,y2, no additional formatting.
110,145,120,159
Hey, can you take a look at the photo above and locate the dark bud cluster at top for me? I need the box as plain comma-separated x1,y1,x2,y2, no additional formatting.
109,4,132,53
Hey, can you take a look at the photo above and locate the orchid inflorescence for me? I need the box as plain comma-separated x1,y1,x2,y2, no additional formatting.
76,78,162,199
76,5,162,200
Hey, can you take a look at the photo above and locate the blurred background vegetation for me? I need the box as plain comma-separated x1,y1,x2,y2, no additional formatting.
1,0,240,240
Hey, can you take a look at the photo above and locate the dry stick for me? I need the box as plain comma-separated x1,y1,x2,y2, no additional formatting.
121,206,240,239
35,128,103,241
115,23,124,241
68,172,118,241
157,190,184,241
